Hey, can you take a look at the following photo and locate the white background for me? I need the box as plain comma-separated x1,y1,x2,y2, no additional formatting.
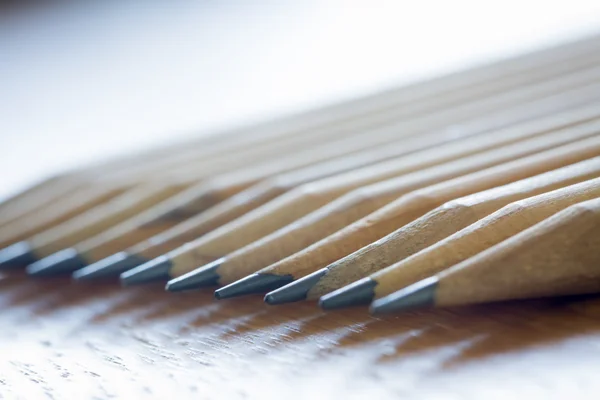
1,0,600,201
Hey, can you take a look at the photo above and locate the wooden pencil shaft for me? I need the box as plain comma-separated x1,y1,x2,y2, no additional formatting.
170,123,600,280
70,87,600,263
4,37,600,258
245,32,600,138
13,28,600,193
0,176,79,222
372,177,600,299
11,70,600,262
0,126,261,224
2,48,596,238
98,38,600,185
0,137,231,223
143,32,600,167
130,68,597,228
166,123,584,268
4,39,600,225
159,51,600,181
0,184,136,249
69,108,534,262
0,180,92,229
122,92,597,261
122,51,600,190
20,183,190,258
253,133,600,284
307,156,600,299
4,34,600,224
3,114,413,242
434,197,600,306
158,77,600,218
99,31,600,177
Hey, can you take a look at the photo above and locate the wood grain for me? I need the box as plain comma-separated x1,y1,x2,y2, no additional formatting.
1,271,600,399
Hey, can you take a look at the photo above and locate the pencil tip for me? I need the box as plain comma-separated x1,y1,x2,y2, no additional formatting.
73,252,147,281
26,248,87,276
215,273,294,300
120,255,172,286
0,241,38,269
165,258,224,292
319,278,377,310
369,276,438,315
264,268,328,305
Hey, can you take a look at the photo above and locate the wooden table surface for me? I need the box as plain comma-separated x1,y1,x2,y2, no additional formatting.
1,270,599,399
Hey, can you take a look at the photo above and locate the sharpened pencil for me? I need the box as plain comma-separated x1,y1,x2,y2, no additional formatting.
320,177,600,310
10,41,599,264
5,40,600,233
4,32,600,229
0,32,598,289
217,133,600,299
8,72,522,269
370,197,600,314
66,127,476,278
166,123,600,293
72,81,600,280
266,156,600,304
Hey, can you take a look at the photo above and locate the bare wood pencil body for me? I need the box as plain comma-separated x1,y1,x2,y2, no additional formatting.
1,183,194,269
28,80,598,277
2,74,457,238
2,107,423,247
3,35,600,274
247,128,600,284
4,44,593,238
0,175,82,227
363,177,600,303
89,79,600,241
290,156,600,301
67,86,600,277
182,30,600,160
0,183,138,248
214,135,600,298
11,60,600,274
160,124,600,291
371,197,600,314
67,56,600,240
69,129,486,267
0,126,257,227
4,33,600,228
4,46,595,256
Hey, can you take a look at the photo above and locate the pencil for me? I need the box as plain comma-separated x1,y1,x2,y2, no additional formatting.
217,133,600,299
370,197,600,314
70,125,500,280
320,177,600,310
4,32,600,227
163,123,600,293
3,65,458,241
72,81,600,280
267,156,600,304
6,43,600,234
0,123,270,228
0,174,82,228
4,37,600,230
8,46,593,254
28,70,584,278
59,127,474,278
5,83,481,269
4,35,600,271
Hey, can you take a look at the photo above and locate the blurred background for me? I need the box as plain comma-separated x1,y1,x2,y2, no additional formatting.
1,0,600,202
